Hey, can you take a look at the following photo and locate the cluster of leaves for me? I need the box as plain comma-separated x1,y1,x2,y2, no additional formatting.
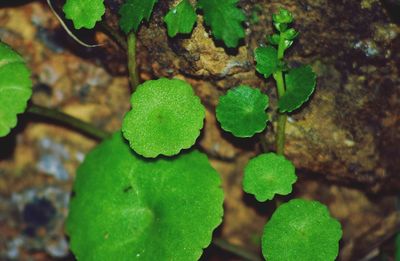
63,0,246,48
214,8,341,261
0,2,345,260
255,8,316,112
64,78,225,260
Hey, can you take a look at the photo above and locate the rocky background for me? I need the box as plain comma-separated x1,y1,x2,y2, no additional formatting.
0,0,399,260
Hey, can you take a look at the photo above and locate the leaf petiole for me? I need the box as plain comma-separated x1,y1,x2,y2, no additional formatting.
274,30,288,155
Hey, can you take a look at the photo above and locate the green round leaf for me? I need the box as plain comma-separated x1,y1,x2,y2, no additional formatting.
243,153,297,202
216,85,269,138
122,78,205,158
254,46,279,79
0,42,32,137
278,65,317,113
262,199,343,261
67,132,224,260
164,0,197,37
63,0,105,29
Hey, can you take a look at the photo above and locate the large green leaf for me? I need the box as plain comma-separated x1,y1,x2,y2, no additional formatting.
254,46,279,79
262,199,342,261
197,0,246,48
67,132,224,260
216,85,269,138
63,0,105,29
122,78,205,158
243,153,297,202
0,42,32,137
164,0,197,37
278,65,317,113
119,0,158,34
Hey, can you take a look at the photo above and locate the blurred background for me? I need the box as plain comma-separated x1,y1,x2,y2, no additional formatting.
0,0,399,260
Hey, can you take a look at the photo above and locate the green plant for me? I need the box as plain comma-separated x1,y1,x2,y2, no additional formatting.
0,2,344,260
214,8,341,260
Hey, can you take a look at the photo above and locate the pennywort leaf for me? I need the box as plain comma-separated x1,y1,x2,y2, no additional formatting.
216,85,269,138
67,132,224,260
164,0,197,37
278,65,317,113
197,0,246,48
243,153,297,202
122,78,205,158
63,0,105,29
254,46,279,79
262,199,342,261
0,42,32,137
119,0,158,34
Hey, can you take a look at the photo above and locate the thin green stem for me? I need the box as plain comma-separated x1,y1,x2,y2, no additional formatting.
27,104,110,140
213,238,262,261
274,70,286,99
127,32,140,91
274,31,288,155
277,32,286,60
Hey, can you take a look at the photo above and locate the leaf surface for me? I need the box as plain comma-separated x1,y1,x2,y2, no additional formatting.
279,65,317,113
0,42,32,137
164,0,197,37
119,0,158,33
197,0,246,48
254,46,279,78
243,153,297,201
67,132,224,261
216,85,269,138
122,78,205,158
262,199,342,261
63,0,105,29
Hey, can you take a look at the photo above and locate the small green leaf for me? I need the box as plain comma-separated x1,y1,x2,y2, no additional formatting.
262,199,342,261
396,233,400,261
254,46,279,79
164,0,197,37
122,78,205,158
119,0,158,34
267,34,280,45
216,85,269,138
0,42,32,137
272,8,294,24
282,28,299,40
63,0,105,29
197,0,246,48
243,153,297,202
67,132,224,260
279,65,317,113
